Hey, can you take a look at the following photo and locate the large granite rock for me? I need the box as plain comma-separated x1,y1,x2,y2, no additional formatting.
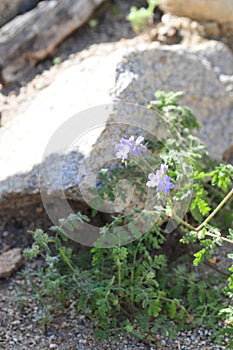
189,40,233,76
0,38,233,232
0,42,128,226
159,0,233,24
110,42,233,159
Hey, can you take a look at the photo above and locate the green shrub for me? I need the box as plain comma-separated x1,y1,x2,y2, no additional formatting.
126,0,159,33
18,91,233,346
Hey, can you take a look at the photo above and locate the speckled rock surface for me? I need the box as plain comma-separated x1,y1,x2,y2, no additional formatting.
189,40,233,75
109,42,233,159
1,38,233,221
0,42,128,220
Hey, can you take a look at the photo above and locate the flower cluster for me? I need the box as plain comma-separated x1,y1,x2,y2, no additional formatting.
146,164,174,194
115,136,146,161
115,136,174,194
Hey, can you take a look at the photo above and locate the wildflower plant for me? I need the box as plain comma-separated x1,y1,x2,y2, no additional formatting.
115,135,147,162
126,0,159,33
20,91,233,346
115,136,174,194
146,164,175,193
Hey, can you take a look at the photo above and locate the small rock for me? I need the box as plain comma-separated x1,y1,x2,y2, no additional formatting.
153,22,181,45
0,248,24,278
2,231,9,237
2,242,11,252
61,322,67,328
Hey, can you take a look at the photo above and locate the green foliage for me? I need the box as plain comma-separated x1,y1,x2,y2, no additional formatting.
150,90,201,131
17,90,233,345
88,19,98,29
209,164,233,193
168,264,224,329
190,183,211,222
192,228,222,266
53,57,61,65
126,0,158,33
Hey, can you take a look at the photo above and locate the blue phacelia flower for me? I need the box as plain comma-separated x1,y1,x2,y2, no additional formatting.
146,164,174,194
115,136,146,161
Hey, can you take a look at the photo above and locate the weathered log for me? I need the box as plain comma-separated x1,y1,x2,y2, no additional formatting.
0,0,41,28
0,0,106,83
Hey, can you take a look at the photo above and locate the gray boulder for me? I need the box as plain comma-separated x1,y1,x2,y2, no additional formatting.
109,42,233,159
0,44,125,229
189,40,233,76
0,39,233,230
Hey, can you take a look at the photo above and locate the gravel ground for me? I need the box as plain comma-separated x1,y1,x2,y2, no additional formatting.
0,236,231,350
0,265,230,350
0,1,232,349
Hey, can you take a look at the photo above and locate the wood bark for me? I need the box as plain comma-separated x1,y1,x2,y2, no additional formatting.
0,0,41,28
0,0,105,83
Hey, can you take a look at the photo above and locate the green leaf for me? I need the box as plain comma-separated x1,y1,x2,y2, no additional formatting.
167,301,177,319
148,299,162,317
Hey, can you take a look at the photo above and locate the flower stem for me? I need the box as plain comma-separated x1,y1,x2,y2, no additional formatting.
196,188,233,232
59,247,75,272
167,188,233,243
203,231,233,244
117,258,121,286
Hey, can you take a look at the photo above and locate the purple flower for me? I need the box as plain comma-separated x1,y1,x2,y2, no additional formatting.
161,164,168,173
115,135,146,161
115,136,134,161
146,164,174,194
131,136,147,156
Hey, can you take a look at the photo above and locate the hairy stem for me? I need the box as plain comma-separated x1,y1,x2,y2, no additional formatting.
58,248,75,272
196,188,233,231
117,258,121,286
167,187,233,243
